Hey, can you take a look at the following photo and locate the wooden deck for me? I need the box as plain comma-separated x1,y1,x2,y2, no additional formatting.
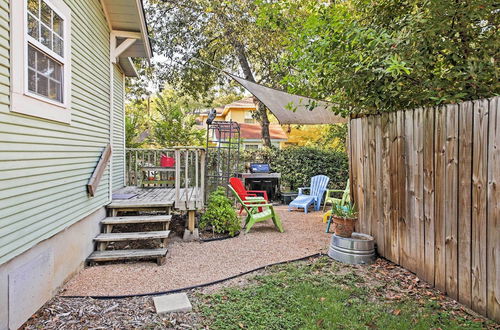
111,186,203,211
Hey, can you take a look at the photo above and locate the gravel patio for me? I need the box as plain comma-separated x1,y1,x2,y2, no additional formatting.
61,206,330,296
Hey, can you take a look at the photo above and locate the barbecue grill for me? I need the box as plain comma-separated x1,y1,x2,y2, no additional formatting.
238,163,281,201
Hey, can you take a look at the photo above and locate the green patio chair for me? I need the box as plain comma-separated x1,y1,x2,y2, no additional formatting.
229,185,284,233
323,179,350,211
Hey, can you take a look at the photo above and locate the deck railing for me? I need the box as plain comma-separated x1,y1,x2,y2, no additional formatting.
125,147,206,210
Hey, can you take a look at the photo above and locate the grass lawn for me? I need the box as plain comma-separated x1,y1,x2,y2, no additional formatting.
197,257,495,329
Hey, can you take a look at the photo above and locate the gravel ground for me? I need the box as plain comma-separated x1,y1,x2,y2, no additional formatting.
62,206,330,296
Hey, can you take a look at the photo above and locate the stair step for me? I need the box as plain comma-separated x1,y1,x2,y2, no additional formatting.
94,231,170,242
87,248,168,262
107,201,173,209
101,215,172,225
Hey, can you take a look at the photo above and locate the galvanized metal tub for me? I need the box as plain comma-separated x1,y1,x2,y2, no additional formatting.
328,232,376,265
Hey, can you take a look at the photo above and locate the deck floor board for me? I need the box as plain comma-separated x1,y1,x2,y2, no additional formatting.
111,187,202,210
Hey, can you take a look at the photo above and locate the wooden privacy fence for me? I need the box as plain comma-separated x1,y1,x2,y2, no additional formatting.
349,97,499,322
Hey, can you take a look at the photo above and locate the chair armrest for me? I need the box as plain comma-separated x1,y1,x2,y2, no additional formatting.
298,187,310,195
247,190,269,200
326,189,345,199
246,203,273,208
242,199,267,204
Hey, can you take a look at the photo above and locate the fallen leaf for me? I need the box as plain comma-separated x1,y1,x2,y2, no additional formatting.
238,322,245,328
320,297,326,302
392,309,401,316
316,319,324,327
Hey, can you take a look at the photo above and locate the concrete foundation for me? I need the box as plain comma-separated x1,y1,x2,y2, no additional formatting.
0,207,105,330
183,228,199,241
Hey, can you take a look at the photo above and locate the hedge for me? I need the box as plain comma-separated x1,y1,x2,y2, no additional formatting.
242,146,349,192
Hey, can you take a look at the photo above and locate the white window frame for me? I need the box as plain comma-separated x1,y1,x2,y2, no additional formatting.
10,0,72,124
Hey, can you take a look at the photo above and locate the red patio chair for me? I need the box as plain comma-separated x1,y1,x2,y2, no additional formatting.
229,177,269,214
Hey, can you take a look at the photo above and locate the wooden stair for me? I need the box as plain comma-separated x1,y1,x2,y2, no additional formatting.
88,248,168,263
87,202,172,266
101,215,172,225
94,231,171,242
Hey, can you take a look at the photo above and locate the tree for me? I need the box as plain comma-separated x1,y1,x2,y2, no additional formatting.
258,0,499,116
146,0,289,147
151,90,205,147
125,97,150,148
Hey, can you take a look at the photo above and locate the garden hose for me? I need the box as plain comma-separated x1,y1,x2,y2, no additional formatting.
63,252,324,300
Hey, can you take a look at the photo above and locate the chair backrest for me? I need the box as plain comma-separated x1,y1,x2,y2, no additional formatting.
341,179,351,205
310,175,330,198
229,177,246,197
228,185,250,213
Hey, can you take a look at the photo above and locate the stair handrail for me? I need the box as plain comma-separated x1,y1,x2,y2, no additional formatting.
87,144,112,197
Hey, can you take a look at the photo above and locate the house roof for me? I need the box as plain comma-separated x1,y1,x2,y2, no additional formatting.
222,97,256,117
239,123,288,141
101,0,153,76
224,97,256,109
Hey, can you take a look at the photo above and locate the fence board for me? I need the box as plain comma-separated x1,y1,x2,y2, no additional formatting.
434,106,447,292
458,101,473,307
445,105,459,300
486,97,499,321
472,99,488,314
423,107,435,285
380,114,391,259
375,116,385,256
414,108,425,280
403,109,416,272
397,110,408,269
356,118,366,234
362,117,371,235
388,112,399,263
367,117,377,238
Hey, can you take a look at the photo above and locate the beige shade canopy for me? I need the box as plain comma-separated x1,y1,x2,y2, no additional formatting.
228,73,347,125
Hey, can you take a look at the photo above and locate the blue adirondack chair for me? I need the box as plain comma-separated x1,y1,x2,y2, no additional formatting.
288,175,330,213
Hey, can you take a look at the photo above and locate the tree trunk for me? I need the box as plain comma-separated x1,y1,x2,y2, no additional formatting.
234,42,272,148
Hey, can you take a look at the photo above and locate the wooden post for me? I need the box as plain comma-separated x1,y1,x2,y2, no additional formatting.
188,210,196,233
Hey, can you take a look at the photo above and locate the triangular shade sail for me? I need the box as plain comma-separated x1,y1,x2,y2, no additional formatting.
228,73,347,125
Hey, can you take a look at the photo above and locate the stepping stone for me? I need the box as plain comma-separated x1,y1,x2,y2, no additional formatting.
153,293,192,314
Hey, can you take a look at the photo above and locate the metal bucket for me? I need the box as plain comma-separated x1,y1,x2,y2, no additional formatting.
328,232,376,265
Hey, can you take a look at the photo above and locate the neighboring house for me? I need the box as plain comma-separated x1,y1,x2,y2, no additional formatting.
199,97,289,149
239,123,288,150
198,97,257,124
0,0,151,328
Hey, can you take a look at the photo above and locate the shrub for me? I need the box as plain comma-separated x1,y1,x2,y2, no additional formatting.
242,146,349,191
200,187,240,236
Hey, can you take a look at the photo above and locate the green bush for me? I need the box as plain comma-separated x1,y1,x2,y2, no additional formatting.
200,187,241,236
243,146,349,191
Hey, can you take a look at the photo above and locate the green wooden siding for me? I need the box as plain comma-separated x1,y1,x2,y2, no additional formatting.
112,65,125,190
0,0,118,265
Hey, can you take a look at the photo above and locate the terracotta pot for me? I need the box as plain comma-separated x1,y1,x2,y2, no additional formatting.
332,216,357,238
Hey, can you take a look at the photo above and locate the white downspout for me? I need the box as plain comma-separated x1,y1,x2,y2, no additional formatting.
108,33,115,202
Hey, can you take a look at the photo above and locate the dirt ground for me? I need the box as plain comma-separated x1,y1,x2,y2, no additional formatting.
22,257,498,329
62,206,330,296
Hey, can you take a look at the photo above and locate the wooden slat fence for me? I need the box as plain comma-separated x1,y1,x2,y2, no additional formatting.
349,97,499,322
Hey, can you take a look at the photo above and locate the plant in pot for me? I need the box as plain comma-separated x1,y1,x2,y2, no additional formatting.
199,187,241,238
330,203,357,238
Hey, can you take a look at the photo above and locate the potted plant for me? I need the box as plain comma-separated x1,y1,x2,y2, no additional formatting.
330,203,357,238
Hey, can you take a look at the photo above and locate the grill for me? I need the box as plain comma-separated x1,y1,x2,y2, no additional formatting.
238,163,281,201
